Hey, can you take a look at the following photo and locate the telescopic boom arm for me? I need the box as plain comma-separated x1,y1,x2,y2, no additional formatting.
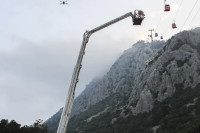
57,11,145,133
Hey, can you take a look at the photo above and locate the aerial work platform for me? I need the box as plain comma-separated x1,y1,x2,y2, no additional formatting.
57,10,145,133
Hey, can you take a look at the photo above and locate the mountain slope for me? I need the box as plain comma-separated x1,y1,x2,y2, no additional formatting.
68,83,200,133
45,28,200,133
125,28,200,116
71,40,164,117
45,40,164,132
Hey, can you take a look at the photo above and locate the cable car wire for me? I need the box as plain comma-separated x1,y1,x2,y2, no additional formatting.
153,12,163,40
159,0,182,38
150,1,165,40
180,0,199,31
189,3,200,26
162,0,184,35
173,0,184,19
156,12,164,29
161,12,174,36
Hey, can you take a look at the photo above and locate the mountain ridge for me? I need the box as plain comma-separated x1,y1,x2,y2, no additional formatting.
45,28,200,133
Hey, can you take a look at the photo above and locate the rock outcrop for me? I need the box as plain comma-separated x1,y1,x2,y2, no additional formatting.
126,28,200,115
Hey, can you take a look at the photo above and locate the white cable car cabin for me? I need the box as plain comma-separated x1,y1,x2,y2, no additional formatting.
133,10,145,25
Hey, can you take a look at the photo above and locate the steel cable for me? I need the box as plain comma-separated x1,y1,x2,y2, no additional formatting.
180,0,199,31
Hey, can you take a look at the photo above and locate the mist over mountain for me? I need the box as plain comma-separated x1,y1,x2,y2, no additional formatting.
45,28,200,133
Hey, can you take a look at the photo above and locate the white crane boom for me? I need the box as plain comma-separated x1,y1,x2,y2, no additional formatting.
57,10,145,133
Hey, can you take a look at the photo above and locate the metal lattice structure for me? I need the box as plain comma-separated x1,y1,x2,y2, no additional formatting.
57,11,145,133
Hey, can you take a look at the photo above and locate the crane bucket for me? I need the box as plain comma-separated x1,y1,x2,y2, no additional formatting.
133,10,145,25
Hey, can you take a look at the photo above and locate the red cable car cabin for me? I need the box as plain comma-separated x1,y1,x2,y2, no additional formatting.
172,23,177,28
164,4,170,11
148,35,152,37
155,33,158,37
160,36,163,39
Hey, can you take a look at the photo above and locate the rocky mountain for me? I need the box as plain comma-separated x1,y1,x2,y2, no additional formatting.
125,28,200,116
45,28,200,133
70,40,164,118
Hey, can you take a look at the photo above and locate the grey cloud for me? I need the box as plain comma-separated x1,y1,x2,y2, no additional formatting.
0,34,129,125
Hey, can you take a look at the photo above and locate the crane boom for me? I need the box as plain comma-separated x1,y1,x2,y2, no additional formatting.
57,11,145,133
89,12,134,34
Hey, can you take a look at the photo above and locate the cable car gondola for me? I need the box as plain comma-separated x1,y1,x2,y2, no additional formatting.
155,33,158,37
160,36,163,40
172,20,177,29
164,0,170,11
164,4,170,11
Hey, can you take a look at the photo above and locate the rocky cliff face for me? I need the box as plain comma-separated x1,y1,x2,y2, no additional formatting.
45,40,164,132
71,40,164,117
125,28,200,116
45,28,200,133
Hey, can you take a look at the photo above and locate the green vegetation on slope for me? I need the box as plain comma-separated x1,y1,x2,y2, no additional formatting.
65,84,200,133
67,91,130,133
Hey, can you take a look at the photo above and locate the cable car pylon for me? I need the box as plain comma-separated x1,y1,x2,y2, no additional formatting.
148,29,154,42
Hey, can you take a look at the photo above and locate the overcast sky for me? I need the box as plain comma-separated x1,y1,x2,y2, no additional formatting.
0,0,199,126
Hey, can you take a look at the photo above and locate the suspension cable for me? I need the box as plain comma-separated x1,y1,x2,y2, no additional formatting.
189,2,200,26
156,12,164,31
180,0,199,31
162,0,184,36
173,0,184,19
